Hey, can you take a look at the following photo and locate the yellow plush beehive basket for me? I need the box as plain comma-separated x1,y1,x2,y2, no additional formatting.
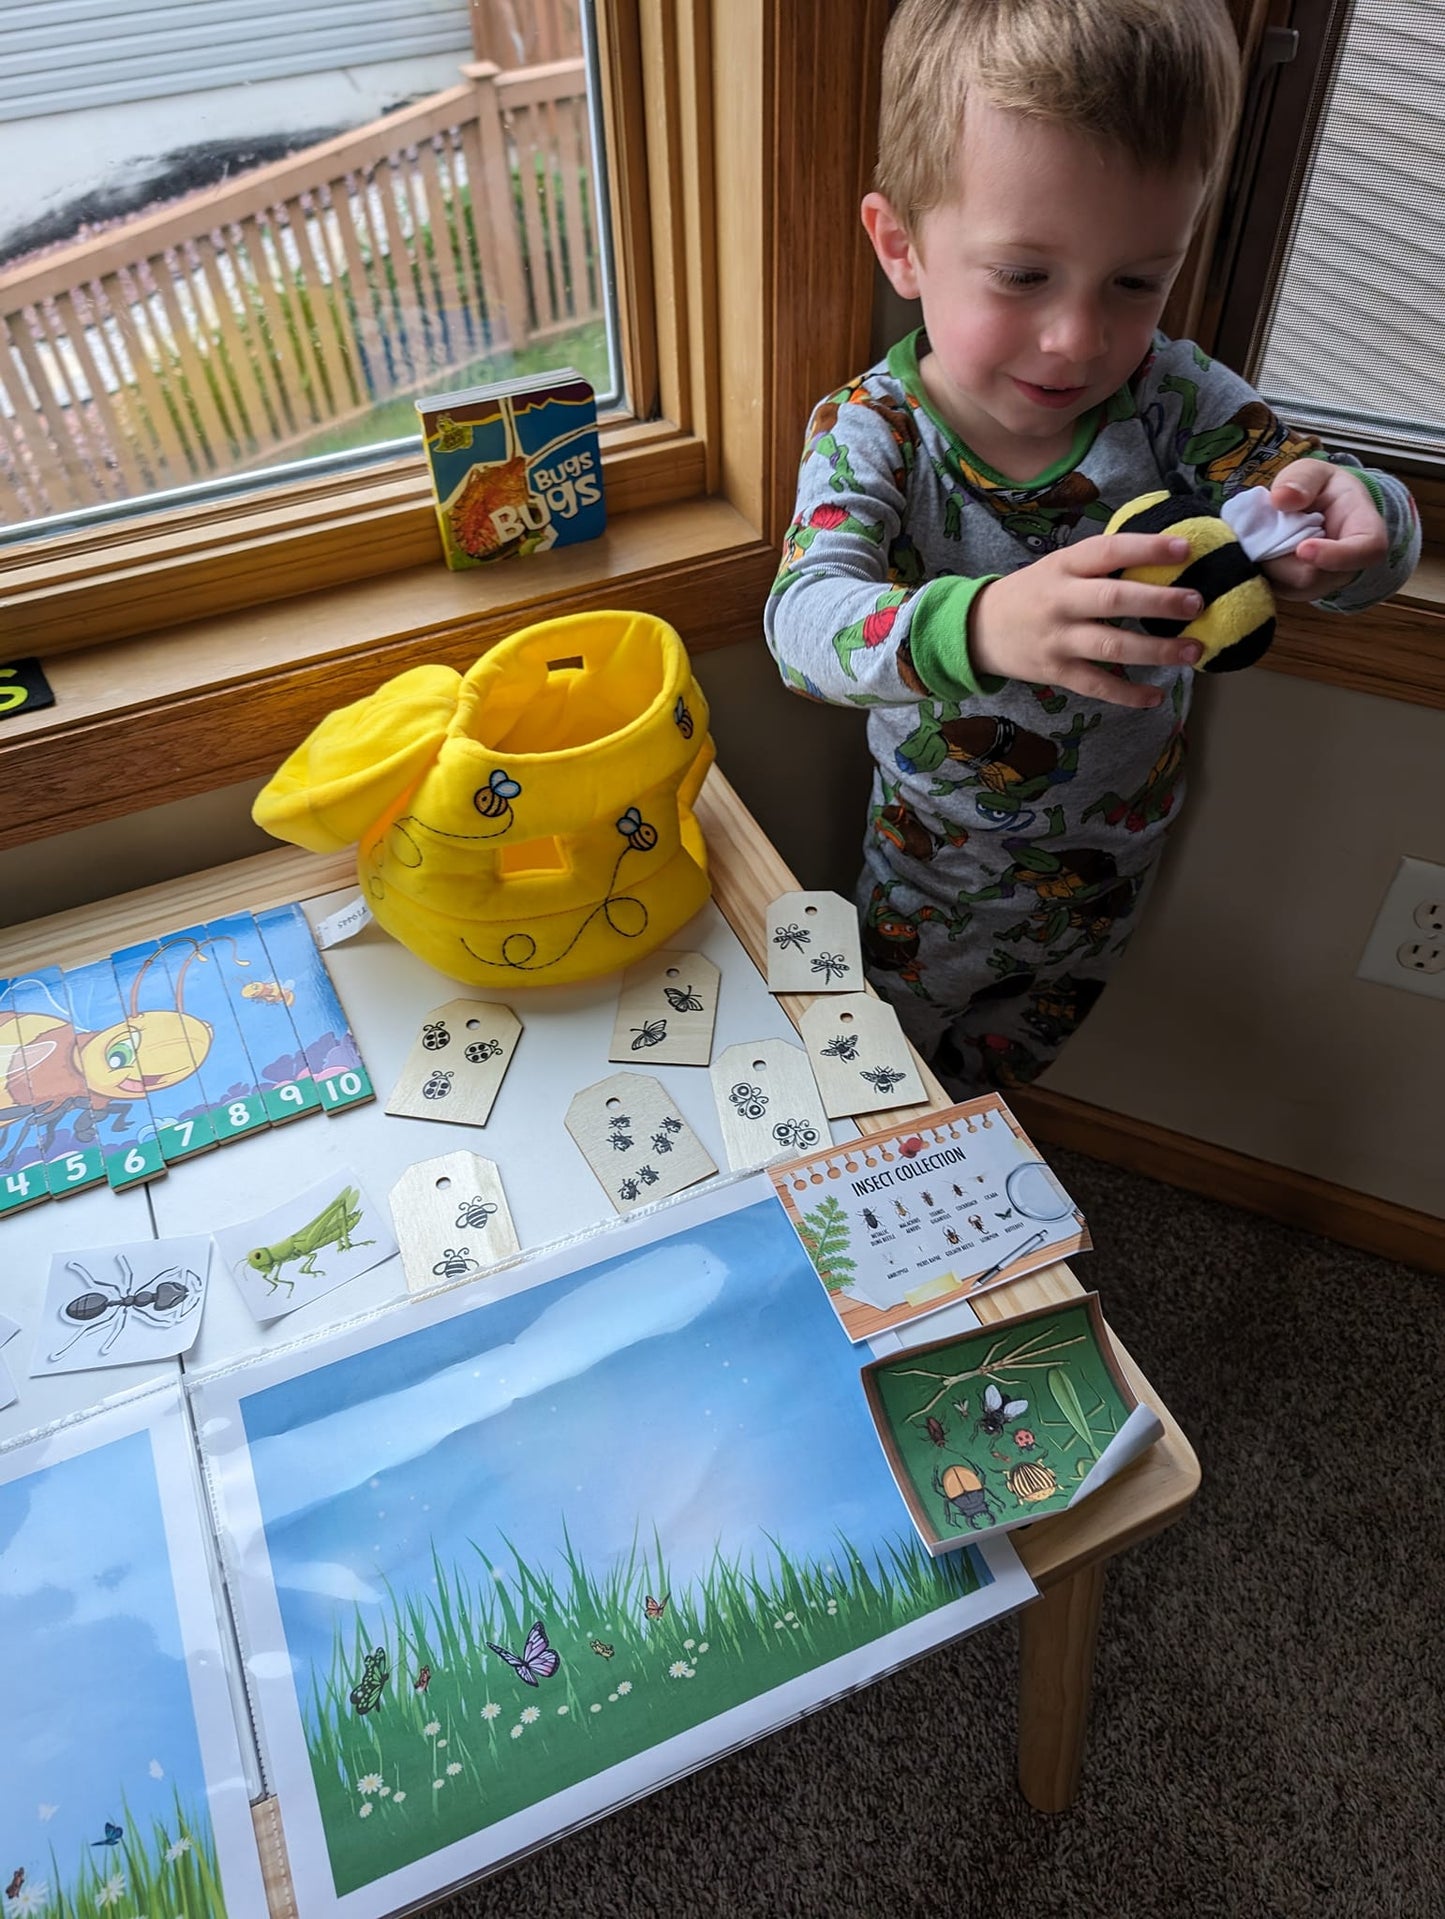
254,609,715,985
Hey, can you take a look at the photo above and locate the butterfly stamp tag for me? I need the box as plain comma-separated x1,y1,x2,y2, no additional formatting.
799,994,927,1118
608,949,720,1067
30,1236,212,1377
565,1071,716,1212
388,1150,521,1294
385,999,521,1127
709,1038,831,1172
765,890,864,995
213,1170,398,1322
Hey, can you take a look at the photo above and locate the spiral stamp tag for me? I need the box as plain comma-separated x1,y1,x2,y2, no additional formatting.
565,1072,716,1213
709,1039,831,1172
799,993,926,1119
386,999,521,1126
608,950,720,1067
764,890,864,994
389,1150,520,1295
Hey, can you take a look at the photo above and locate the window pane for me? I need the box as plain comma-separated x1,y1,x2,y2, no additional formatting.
1254,0,1445,460
0,0,619,537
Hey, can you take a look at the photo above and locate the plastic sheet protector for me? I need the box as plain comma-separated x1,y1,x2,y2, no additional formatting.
192,1174,1035,1917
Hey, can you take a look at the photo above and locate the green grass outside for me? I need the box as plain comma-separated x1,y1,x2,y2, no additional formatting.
17,1789,228,1919
308,1529,983,1895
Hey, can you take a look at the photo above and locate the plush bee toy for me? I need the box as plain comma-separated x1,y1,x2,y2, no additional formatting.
1104,481,1323,674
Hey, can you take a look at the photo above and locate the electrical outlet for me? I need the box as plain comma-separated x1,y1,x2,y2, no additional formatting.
1356,856,1445,1000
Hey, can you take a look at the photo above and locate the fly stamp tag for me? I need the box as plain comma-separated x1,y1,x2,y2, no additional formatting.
608,950,720,1067
799,994,927,1119
565,1071,716,1213
389,1150,520,1295
765,890,864,995
386,999,521,1126
709,1039,831,1172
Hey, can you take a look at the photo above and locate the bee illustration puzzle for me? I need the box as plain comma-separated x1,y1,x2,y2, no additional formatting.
416,368,604,569
860,1294,1163,1554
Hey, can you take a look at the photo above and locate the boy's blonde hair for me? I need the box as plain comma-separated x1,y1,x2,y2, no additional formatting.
877,0,1242,229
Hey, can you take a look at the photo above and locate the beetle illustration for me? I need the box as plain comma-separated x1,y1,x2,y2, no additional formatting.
862,1206,880,1230
245,1186,373,1294
422,1070,454,1099
464,1038,503,1063
421,1021,450,1050
933,1460,1000,1531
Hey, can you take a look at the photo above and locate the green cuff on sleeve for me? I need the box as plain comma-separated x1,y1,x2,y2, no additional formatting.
907,574,1001,701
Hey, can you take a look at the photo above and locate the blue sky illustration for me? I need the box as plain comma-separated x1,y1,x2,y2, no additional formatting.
0,1427,213,1889
239,1197,977,1680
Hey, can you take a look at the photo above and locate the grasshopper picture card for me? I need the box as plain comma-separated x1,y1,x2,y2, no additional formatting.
31,1236,211,1376
192,1175,1032,1917
0,1388,267,1919
214,1170,398,1323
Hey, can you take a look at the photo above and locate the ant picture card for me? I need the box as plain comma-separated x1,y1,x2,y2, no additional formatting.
608,949,720,1067
0,1387,268,1919
213,1169,398,1324
768,1095,1090,1343
30,1235,212,1377
57,955,169,1192
765,890,863,994
203,909,325,1124
385,998,520,1126
188,1173,1033,1919
565,1071,716,1212
859,1294,1163,1554
253,902,376,1115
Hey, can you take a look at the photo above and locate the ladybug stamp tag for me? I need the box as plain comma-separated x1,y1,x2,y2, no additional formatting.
709,1039,831,1172
608,949,720,1067
385,999,521,1126
765,890,864,995
389,1150,521,1295
565,1071,716,1212
799,993,927,1118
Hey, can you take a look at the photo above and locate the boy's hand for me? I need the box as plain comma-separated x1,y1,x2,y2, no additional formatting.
1261,460,1387,601
968,534,1206,710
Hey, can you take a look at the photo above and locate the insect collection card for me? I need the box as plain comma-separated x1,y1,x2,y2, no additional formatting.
859,1294,1162,1553
213,1169,398,1323
767,1094,1090,1343
31,1235,211,1377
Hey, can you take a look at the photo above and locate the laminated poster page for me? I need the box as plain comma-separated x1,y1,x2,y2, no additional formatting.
0,1385,268,1918
192,1173,1036,1918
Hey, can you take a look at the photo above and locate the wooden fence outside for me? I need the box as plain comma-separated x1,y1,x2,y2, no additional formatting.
0,56,602,522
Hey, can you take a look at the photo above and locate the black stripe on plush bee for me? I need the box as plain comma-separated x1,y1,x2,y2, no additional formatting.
1104,487,1275,673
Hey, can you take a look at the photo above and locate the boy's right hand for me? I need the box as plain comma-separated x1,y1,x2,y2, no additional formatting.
968,535,1207,709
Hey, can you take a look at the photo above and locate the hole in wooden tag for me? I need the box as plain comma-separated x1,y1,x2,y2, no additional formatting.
751,1059,766,1072
839,1012,854,1024
804,904,818,916
436,1176,452,1189
499,835,568,878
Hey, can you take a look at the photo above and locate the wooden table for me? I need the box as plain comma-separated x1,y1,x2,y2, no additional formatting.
0,766,1198,1904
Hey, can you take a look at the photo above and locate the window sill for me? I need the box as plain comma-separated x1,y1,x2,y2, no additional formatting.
0,494,777,850
1265,548,1445,709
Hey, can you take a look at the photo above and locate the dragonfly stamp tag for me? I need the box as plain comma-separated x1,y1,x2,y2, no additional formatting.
565,1071,716,1213
799,994,927,1119
608,950,720,1067
765,890,864,995
386,999,521,1127
710,1039,831,1172
389,1150,520,1294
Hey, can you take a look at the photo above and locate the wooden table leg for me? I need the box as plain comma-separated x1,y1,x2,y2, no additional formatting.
1017,1558,1106,1812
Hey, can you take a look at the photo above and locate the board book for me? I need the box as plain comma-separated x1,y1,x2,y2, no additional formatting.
859,1293,1164,1554
768,1093,1090,1343
416,368,604,568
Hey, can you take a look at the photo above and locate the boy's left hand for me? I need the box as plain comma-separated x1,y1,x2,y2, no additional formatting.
1260,459,1387,601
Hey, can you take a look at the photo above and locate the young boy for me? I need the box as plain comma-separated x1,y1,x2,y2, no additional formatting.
764,0,1420,1095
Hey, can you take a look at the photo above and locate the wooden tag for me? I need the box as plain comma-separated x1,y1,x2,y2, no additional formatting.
565,1071,716,1213
389,1151,521,1294
385,998,521,1126
608,949,720,1067
710,1039,831,1172
765,890,864,994
799,993,927,1118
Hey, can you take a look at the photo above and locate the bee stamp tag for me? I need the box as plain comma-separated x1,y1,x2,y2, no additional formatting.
799,994,927,1119
565,1072,716,1212
608,950,720,1067
386,999,521,1126
389,1151,520,1295
765,890,864,995
710,1039,831,1172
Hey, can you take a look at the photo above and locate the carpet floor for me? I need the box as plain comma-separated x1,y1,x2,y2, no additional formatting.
420,1149,1444,1919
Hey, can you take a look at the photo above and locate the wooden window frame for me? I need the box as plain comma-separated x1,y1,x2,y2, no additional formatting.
1163,0,1444,712
0,2,888,853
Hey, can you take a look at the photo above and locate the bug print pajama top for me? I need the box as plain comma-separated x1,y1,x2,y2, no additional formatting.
764,330,1421,1094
